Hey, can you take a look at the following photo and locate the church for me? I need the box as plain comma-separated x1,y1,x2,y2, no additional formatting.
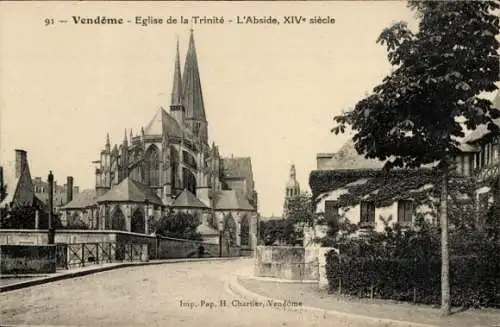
61,31,259,248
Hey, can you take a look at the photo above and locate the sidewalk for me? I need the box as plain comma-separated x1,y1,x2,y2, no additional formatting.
0,257,239,293
231,274,500,327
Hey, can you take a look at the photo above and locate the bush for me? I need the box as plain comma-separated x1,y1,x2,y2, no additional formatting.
325,249,499,307
153,212,202,241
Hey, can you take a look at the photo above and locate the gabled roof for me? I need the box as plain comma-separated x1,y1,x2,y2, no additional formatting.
60,189,97,210
96,177,163,206
172,189,208,209
214,189,255,211
319,139,385,171
143,108,183,138
221,157,254,182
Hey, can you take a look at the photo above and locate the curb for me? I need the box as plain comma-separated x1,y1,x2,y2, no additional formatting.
242,275,319,284
228,272,439,327
1,257,240,293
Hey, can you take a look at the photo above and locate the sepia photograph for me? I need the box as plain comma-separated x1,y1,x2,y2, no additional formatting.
0,1,499,326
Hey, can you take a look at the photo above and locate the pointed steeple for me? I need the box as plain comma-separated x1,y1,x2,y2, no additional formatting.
129,129,133,144
123,129,128,146
182,29,206,121
171,37,183,107
290,164,296,179
105,133,111,151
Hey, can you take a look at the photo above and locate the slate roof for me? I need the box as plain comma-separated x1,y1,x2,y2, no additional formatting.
172,189,209,209
221,157,254,181
321,139,385,171
60,189,97,210
143,108,183,138
214,189,255,211
96,177,163,206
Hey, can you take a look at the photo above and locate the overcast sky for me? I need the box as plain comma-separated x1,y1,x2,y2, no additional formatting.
0,1,417,217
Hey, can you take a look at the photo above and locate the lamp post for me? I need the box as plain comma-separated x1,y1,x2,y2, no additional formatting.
48,171,55,244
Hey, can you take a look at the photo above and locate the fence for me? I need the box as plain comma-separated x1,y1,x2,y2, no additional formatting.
56,241,147,269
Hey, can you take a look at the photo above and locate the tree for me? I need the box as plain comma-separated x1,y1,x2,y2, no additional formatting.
153,211,202,241
285,192,315,225
259,219,301,246
332,1,499,315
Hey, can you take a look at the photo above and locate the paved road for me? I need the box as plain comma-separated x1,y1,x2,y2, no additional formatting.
1,259,376,327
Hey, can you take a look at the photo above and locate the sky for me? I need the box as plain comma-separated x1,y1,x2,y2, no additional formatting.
0,1,418,217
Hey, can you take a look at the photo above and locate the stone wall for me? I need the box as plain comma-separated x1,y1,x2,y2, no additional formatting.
254,246,319,281
0,230,241,260
1,244,56,274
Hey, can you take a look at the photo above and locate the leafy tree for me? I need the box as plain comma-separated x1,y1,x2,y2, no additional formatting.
285,192,316,226
153,211,202,241
259,219,301,246
1,205,62,229
332,1,499,315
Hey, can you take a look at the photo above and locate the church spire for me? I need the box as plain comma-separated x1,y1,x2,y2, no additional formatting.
289,164,296,179
171,37,183,107
123,129,128,146
105,133,111,151
129,129,133,144
182,29,206,121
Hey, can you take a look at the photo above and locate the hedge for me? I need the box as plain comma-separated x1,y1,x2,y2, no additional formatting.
325,251,500,307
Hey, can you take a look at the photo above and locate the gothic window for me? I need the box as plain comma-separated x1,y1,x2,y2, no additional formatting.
170,146,179,190
397,200,414,224
145,145,160,186
360,201,375,225
183,167,197,195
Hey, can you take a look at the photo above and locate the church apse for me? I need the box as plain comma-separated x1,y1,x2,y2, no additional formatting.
85,31,259,249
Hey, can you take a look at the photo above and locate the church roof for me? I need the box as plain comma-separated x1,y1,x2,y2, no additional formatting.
96,177,163,206
182,30,206,121
221,157,254,181
214,189,255,211
143,108,183,138
172,189,208,209
60,189,97,210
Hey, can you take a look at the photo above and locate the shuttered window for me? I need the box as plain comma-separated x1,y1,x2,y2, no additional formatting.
360,201,375,223
325,200,339,221
397,200,414,223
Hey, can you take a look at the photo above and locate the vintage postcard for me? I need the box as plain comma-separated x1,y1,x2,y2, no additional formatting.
1,1,499,326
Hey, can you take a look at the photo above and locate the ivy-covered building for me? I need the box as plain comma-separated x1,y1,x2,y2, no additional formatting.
310,91,500,233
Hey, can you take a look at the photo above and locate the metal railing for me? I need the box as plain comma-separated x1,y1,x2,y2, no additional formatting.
56,242,146,269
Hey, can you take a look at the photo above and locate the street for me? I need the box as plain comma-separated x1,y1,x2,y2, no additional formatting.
1,259,370,327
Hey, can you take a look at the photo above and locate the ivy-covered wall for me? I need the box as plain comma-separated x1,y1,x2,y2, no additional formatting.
309,168,479,231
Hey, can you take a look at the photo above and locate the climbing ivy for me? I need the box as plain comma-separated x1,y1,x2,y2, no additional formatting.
310,168,478,210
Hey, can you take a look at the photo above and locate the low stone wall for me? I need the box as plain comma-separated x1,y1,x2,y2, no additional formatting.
0,230,242,261
1,244,56,274
254,246,320,281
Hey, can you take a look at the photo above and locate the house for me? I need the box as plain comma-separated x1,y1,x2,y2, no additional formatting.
310,91,500,234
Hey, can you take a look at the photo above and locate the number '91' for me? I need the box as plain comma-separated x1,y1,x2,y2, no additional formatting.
44,18,54,26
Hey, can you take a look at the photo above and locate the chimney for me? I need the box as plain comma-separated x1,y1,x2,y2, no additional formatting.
15,149,27,178
66,176,74,203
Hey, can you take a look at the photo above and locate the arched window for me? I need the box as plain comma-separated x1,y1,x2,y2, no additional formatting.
145,145,160,186
183,167,197,195
170,146,179,191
